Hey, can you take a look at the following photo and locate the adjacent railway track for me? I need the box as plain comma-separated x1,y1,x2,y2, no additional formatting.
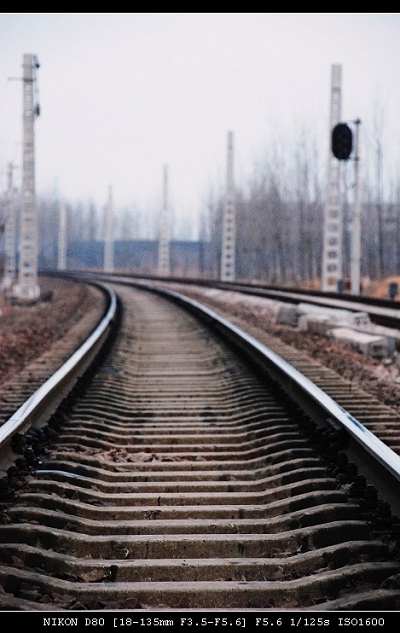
90,274,400,327
1,278,400,611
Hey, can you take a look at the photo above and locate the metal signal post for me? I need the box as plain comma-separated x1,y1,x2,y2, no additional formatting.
350,119,361,296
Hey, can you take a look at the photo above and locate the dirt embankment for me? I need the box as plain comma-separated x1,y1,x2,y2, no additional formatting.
0,276,102,385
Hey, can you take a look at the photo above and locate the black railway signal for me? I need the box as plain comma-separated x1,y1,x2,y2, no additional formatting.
331,122,353,160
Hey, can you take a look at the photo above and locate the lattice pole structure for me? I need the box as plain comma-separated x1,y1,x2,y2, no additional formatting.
321,64,343,293
158,164,170,276
57,200,67,271
104,185,114,274
13,53,41,301
2,162,17,291
220,130,235,282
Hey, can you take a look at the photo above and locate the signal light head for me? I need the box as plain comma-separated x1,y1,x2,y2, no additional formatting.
331,122,353,160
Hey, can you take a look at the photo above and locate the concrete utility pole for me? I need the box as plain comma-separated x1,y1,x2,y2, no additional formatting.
158,164,170,276
57,200,67,271
13,53,41,301
2,162,17,291
321,64,343,293
220,130,235,282
104,185,114,273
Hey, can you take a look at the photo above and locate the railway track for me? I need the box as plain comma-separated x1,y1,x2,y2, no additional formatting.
140,279,400,459
1,280,400,611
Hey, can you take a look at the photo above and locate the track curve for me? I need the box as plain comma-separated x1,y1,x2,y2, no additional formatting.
0,282,400,611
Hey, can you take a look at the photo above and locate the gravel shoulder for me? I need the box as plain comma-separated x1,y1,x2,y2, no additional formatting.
153,282,400,417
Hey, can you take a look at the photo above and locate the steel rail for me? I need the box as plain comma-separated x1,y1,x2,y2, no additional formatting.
0,285,117,451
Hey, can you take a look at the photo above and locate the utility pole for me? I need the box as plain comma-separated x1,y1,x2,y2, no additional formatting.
350,119,362,295
321,64,342,293
220,130,235,282
13,53,41,301
104,185,114,273
57,200,67,271
2,162,17,292
158,164,170,276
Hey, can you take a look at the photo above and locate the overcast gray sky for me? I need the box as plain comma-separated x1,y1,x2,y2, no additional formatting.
1,13,400,236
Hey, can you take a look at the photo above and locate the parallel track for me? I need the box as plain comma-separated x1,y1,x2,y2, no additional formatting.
0,281,400,611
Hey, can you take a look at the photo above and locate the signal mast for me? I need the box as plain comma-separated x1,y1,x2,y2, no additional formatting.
331,119,362,295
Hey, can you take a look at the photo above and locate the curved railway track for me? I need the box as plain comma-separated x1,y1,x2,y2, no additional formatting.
1,279,400,611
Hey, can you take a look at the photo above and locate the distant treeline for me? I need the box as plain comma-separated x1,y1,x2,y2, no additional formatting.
2,118,400,286
0,194,396,286
33,199,400,286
